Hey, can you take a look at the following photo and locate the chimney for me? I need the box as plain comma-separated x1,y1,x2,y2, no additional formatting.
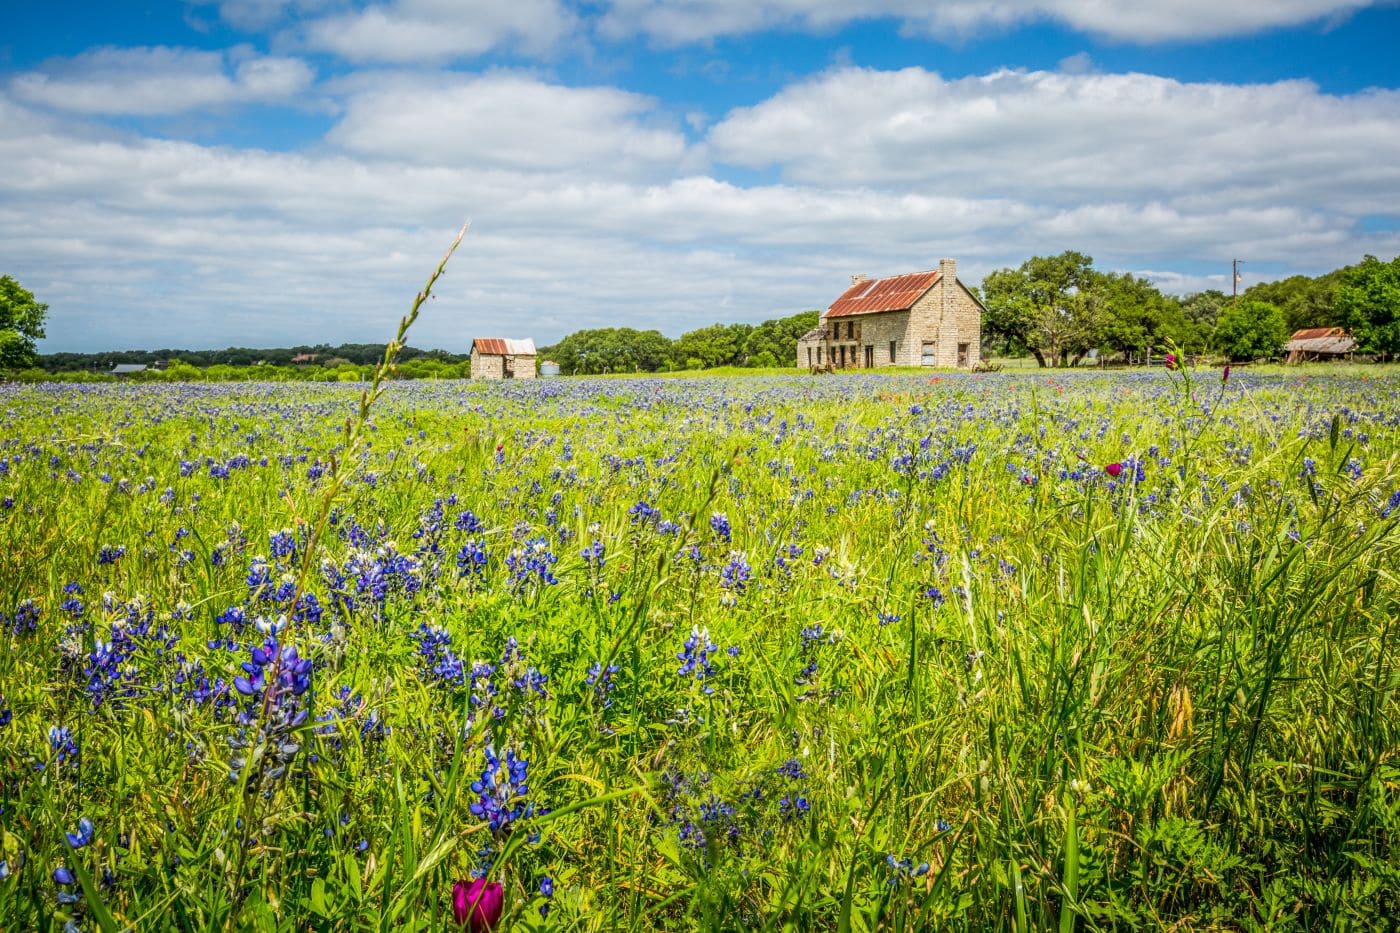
939,258,957,281
851,273,870,286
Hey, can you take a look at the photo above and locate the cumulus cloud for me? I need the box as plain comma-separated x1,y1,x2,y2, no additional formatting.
600,0,1378,44
326,72,692,176
708,66,1400,214
301,0,577,62
8,45,314,116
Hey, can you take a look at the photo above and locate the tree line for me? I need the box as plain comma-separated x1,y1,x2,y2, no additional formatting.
36,342,467,373
539,311,820,375
982,251,1400,365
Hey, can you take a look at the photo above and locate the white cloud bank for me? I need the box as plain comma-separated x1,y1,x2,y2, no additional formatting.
600,0,1380,44
9,46,314,116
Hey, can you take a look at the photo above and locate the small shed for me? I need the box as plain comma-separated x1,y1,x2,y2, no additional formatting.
470,338,537,380
1285,327,1355,364
110,364,147,376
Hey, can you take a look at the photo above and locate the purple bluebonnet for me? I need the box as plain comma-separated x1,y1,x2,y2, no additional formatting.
677,626,720,695
469,746,534,835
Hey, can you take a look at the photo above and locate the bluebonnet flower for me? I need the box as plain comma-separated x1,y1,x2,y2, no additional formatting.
877,612,901,627
60,582,84,619
8,599,38,635
228,638,312,796
1383,489,1400,519
580,540,605,568
719,551,751,596
268,528,298,564
412,623,465,688
539,875,555,918
506,538,558,590
710,512,732,543
65,817,94,849
49,725,79,767
586,662,619,708
677,626,719,695
454,509,485,533
628,500,660,525
96,544,126,565
469,746,534,835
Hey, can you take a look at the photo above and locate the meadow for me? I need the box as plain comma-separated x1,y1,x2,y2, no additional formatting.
0,365,1397,931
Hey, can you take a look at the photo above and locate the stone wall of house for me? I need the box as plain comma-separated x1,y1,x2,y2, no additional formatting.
470,350,504,379
512,356,538,379
906,259,982,368
852,309,912,367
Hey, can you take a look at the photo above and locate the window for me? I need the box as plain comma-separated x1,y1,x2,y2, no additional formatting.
957,343,970,366
806,347,813,367
816,346,822,365
921,341,936,366
847,321,855,340
889,341,897,363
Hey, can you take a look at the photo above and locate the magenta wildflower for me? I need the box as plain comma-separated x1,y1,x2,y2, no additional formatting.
1164,353,1179,371
453,878,504,931
1104,463,1124,478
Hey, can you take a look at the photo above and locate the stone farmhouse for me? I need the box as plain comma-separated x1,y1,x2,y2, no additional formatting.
796,258,983,370
469,338,537,379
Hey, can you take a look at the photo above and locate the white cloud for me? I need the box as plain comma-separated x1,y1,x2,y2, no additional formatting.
302,0,577,62
326,72,692,176
8,45,314,116
600,0,1379,44
708,66,1400,214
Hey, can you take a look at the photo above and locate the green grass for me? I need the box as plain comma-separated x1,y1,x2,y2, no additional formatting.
0,364,1397,931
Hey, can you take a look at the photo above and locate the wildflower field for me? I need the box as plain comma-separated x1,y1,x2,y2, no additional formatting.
1,367,1398,931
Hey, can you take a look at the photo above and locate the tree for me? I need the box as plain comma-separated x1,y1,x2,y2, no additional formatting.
982,251,1103,366
1212,299,1288,361
0,275,48,369
741,310,820,368
1244,271,1345,334
1097,271,1194,360
1335,254,1400,359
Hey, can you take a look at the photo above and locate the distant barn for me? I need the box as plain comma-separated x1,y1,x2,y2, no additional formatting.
110,364,147,376
1285,327,1355,364
470,338,537,380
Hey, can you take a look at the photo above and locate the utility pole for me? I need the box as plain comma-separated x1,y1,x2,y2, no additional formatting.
1233,259,1244,306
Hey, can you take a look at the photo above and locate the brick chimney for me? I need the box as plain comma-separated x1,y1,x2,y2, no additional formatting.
851,273,870,286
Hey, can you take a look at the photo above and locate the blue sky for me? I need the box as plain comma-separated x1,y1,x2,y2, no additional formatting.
3,1,1399,353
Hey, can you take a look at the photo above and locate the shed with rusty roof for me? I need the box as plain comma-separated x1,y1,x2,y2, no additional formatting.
799,258,983,370
1285,327,1355,364
470,337,537,379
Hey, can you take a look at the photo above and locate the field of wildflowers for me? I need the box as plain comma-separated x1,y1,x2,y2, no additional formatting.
1,364,1398,930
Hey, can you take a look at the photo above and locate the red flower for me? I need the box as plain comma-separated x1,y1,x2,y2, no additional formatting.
1222,363,1231,383
453,879,504,931
1104,463,1124,478
1164,353,1179,371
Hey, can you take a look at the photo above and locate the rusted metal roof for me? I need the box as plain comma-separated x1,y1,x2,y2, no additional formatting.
826,270,941,318
797,325,827,342
1290,327,1347,341
473,338,536,356
1285,335,1355,354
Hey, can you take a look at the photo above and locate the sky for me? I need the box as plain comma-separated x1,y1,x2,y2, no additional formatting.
4,1,1400,353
